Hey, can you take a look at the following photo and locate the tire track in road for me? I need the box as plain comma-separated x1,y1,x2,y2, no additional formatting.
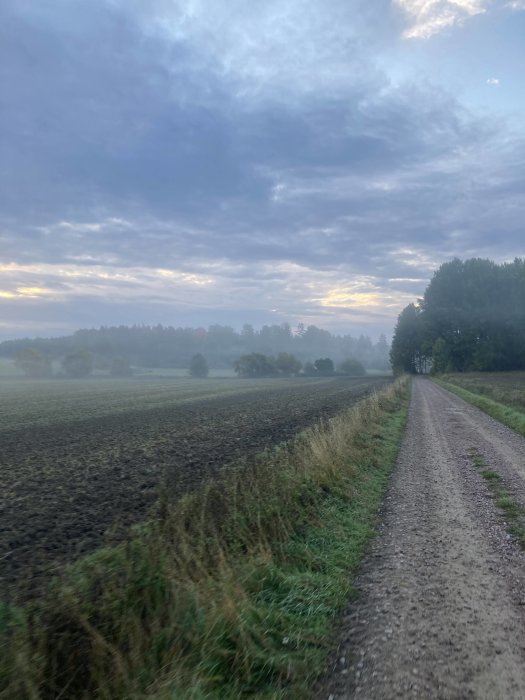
320,377,525,699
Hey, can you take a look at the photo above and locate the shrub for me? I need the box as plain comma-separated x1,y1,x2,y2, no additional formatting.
234,353,277,378
189,353,209,378
339,358,366,376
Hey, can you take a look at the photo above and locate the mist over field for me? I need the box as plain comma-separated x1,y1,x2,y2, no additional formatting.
0,322,391,380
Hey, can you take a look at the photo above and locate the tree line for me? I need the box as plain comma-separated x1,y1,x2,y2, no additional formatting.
12,347,367,380
232,353,366,378
0,323,390,372
390,258,525,374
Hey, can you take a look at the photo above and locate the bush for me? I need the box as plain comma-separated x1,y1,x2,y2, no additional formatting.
234,353,277,378
189,353,209,378
339,358,366,376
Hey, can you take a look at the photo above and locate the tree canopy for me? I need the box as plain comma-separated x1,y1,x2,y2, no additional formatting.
390,258,525,374
313,358,335,376
234,353,278,378
274,352,302,376
338,357,366,376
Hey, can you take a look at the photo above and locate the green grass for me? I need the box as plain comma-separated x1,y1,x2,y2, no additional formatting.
468,448,525,548
0,378,409,699
432,377,525,438
439,372,525,412
481,469,500,481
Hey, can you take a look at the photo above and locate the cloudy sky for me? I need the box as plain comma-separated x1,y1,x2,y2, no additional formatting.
1,0,524,340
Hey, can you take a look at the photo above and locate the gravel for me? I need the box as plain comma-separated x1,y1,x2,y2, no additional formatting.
318,377,525,699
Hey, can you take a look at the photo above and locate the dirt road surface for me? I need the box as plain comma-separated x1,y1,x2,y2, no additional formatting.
321,377,525,699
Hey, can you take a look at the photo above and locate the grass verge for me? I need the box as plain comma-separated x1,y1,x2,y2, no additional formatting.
432,378,525,438
0,378,409,700
468,448,525,548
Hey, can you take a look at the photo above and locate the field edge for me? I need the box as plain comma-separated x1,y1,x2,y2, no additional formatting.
0,377,410,700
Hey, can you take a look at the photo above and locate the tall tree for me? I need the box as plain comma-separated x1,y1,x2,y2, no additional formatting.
391,258,525,373
390,303,423,374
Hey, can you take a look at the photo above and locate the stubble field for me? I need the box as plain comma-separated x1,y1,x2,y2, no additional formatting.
0,375,390,600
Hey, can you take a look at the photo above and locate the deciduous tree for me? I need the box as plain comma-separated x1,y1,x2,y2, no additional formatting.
339,357,366,376
275,352,302,376
234,353,277,378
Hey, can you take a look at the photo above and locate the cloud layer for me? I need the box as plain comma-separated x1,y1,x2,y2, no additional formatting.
0,0,523,339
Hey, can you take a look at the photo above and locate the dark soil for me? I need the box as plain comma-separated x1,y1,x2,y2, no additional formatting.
0,376,389,600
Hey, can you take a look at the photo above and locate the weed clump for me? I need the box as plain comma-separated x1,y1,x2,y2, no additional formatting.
481,469,500,481
468,448,525,551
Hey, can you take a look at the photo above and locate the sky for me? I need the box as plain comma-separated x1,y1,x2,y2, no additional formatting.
0,0,524,340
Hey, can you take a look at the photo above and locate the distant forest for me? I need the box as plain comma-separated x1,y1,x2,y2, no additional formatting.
390,258,525,374
0,323,391,371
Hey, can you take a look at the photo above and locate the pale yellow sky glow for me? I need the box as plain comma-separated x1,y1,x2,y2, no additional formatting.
17,287,53,297
0,259,418,331
321,291,398,308
0,286,53,299
0,262,214,287
318,285,416,309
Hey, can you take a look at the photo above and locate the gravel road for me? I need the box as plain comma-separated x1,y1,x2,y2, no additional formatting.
320,377,525,699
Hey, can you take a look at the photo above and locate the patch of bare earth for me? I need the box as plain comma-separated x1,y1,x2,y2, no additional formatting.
319,377,525,699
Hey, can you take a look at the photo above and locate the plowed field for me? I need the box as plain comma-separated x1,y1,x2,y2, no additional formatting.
0,376,390,599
